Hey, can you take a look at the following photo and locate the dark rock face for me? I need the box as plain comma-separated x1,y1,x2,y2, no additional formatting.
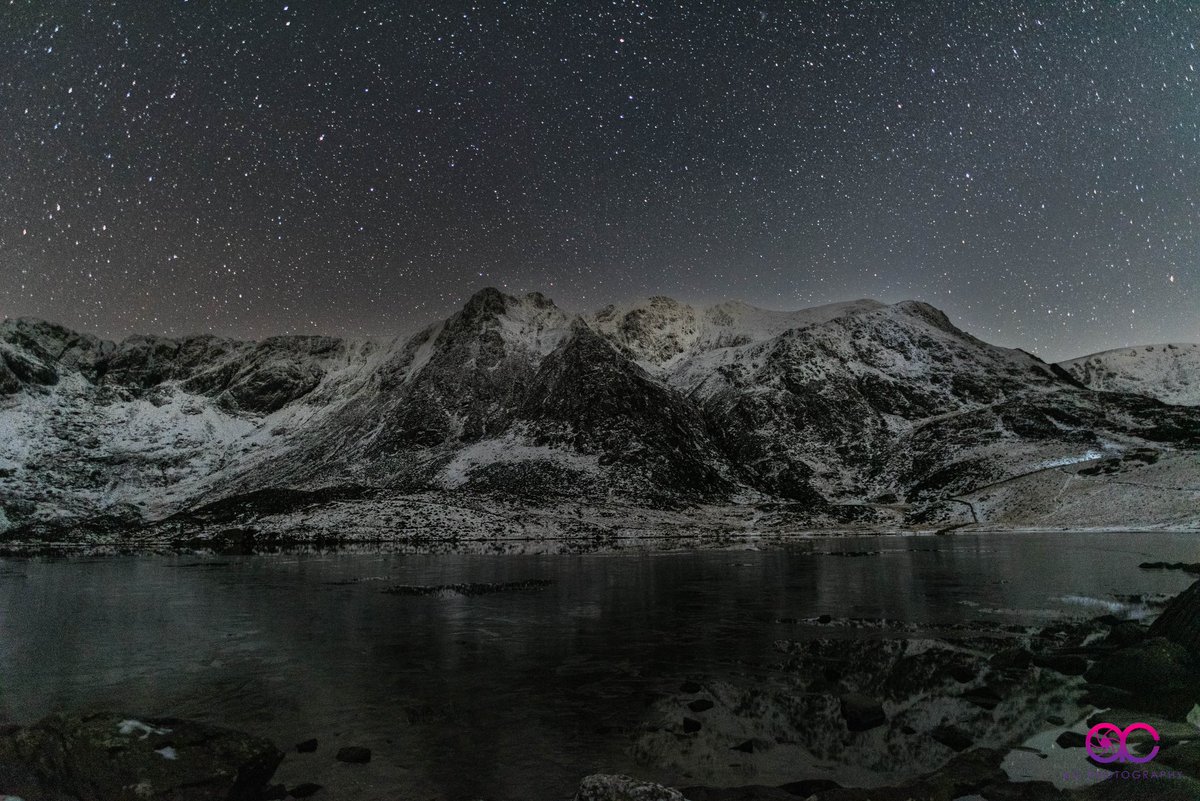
100,334,203,388
1105,621,1148,648
1032,653,1089,676
520,323,733,500
0,355,24,395
288,782,323,798
0,712,283,801
839,693,886,732
930,724,975,752
962,685,1003,710
1084,637,1199,716
1,345,59,390
1055,731,1086,749
1,318,107,381
374,288,549,446
1149,579,1200,654
195,337,340,414
334,745,371,764
990,648,1033,670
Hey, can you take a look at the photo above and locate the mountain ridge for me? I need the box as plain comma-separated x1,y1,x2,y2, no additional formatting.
2,289,1198,547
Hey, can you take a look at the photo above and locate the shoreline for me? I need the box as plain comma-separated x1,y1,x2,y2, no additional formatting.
1,524,1197,558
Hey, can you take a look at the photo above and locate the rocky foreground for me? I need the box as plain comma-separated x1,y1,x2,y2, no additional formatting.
3,579,1198,801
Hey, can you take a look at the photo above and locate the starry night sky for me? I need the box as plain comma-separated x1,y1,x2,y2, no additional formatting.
1,1,1197,360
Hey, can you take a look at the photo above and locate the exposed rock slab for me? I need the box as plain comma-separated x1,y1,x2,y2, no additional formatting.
0,712,283,801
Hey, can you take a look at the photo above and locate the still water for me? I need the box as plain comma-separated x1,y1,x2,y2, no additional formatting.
0,532,1196,800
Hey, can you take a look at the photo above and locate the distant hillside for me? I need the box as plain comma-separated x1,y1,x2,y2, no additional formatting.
1060,343,1200,406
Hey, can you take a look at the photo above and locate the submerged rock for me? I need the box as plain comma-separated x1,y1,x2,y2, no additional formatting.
1138,561,1200,575
0,712,283,801
1104,621,1148,648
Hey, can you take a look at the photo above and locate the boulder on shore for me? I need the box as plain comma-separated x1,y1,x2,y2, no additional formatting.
0,712,283,801
1149,578,1200,653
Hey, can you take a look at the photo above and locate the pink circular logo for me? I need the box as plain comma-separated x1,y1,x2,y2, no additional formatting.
1085,722,1160,764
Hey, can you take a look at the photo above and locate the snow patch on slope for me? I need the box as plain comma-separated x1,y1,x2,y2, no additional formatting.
1060,343,1200,406
436,435,602,488
588,297,884,369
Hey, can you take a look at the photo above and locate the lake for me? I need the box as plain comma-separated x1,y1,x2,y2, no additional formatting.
1,531,1196,800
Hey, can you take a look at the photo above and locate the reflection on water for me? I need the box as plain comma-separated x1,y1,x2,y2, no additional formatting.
0,532,1195,800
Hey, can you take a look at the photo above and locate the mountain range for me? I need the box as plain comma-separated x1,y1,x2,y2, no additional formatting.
2,288,1198,548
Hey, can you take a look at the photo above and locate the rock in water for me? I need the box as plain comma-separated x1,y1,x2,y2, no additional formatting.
574,774,687,801
0,712,283,801
1149,579,1200,654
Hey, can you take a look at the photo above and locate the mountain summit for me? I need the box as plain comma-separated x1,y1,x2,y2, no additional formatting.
2,290,1198,546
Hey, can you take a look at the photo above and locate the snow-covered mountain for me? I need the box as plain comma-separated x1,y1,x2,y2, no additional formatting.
2,289,1198,546
1059,343,1200,406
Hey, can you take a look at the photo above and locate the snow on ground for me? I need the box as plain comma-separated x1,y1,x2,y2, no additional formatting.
118,720,172,738
587,296,886,370
1060,343,1200,406
0,376,260,524
967,451,1200,531
435,436,602,488
1032,451,1104,470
